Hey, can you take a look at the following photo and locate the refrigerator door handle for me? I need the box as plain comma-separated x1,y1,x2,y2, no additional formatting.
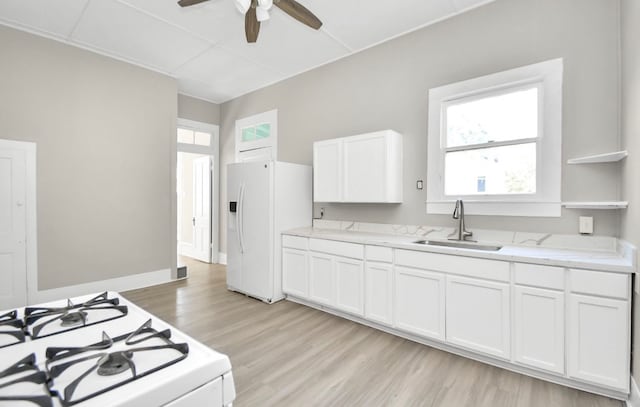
237,183,245,254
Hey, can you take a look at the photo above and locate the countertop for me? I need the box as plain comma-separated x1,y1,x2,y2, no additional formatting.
282,227,636,274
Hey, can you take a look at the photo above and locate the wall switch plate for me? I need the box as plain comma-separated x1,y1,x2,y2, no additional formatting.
579,216,593,234
416,180,423,190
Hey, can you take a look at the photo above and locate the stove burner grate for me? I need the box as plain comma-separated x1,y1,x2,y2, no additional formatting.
0,354,53,407
45,319,189,406
24,292,128,339
0,310,26,349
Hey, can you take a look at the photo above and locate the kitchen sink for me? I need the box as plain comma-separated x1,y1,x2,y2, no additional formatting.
412,239,502,251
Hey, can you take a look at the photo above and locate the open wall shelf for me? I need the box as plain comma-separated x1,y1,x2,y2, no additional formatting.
562,201,628,209
567,150,628,164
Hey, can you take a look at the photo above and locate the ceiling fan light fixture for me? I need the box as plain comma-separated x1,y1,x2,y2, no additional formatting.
234,0,250,13
256,6,270,21
258,0,273,9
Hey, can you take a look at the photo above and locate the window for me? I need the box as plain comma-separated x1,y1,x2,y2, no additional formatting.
427,59,563,217
235,109,278,162
177,127,212,147
241,123,271,142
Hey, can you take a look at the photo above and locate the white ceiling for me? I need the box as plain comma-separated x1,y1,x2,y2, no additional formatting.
0,0,494,103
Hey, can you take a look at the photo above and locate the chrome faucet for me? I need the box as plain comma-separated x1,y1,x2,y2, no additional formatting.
451,200,473,241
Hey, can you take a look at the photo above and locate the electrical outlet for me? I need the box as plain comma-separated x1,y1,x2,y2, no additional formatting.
579,216,593,234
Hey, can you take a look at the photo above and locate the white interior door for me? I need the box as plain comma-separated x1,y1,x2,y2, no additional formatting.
192,156,211,263
0,146,27,309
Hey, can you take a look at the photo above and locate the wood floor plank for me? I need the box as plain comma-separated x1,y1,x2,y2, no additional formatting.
122,258,624,407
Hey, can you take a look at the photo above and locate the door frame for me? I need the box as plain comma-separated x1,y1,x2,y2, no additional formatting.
0,139,37,305
176,119,220,264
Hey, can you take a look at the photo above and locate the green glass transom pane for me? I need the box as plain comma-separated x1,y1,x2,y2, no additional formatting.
242,127,256,142
255,123,271,139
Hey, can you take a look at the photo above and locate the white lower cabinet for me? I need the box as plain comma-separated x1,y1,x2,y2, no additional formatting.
446,275,510,359
308,251,364,315
282,236,632,396
309,252,334,306
364,261,394,325
514,286,564,374
335,257,364,316
394,266,445,341
282,248,309,299
568,294,629,391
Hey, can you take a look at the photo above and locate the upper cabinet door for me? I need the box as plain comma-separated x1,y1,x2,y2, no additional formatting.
343,134,388,202
313,139,342,202
313,130,402,203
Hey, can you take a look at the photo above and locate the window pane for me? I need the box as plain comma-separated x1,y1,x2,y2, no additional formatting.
177,128,194,144
255,123,271,139
194,131,211,146
242,127,255,142
444,143,536,195
446,87,538,148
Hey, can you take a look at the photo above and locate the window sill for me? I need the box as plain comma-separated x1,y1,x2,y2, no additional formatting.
426,201,561,217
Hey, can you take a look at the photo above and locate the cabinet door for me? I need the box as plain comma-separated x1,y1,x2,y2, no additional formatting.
394,267,445,341
446,276,510,359
365,261,393,325
335,257,364,316
514,286,564,374
309,252,334,306
343,134,387,202
313,140,342,202
282,248,308,299
568,294,629,391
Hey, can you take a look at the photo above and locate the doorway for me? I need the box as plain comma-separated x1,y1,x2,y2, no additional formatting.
176,119,219,266
177,152,211,262
0,139,36,309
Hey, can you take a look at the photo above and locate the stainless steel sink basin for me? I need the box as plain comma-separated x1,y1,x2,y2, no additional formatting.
412,239,502,251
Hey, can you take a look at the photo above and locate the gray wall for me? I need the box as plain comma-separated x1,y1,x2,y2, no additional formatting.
178,94,220,125
219,0,621,253
0,25,178,290
620,0,640,386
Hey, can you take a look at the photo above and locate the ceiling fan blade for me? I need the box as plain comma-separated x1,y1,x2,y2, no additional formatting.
177,0,209,7
245,6,261,43
274,0,322,30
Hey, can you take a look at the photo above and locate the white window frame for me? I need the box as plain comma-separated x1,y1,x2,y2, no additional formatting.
235,109,278,162
427,58,563,217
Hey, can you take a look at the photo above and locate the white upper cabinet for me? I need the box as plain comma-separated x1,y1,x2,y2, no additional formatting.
313,139,343,202
313,130,402,203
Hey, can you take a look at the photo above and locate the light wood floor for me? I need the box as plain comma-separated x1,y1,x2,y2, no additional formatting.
122,258,623,407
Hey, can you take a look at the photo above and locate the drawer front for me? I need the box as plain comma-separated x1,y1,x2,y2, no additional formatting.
282,235,309,250
366,245,393,263
515,263,564,290
309,238,364,259
395,249,509,282
570,269,629,299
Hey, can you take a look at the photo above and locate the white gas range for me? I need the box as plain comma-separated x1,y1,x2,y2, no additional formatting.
0,292,235,407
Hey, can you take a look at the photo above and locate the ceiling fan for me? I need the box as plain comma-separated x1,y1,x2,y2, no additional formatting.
177,0,322,43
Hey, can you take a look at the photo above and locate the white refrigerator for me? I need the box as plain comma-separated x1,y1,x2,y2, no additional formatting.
227,161,312,303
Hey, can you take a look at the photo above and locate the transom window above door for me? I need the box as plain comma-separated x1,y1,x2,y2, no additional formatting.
177,127,211,147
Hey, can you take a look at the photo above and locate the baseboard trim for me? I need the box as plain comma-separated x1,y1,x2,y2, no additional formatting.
30,268,173,304
218,252,227,265
628,377,640,407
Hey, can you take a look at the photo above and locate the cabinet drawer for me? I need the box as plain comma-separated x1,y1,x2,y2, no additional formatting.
395,249,509,282
309,238,364,259
515,263,564,290
366,245,393,263
570,269,629,299
282,235,308,250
